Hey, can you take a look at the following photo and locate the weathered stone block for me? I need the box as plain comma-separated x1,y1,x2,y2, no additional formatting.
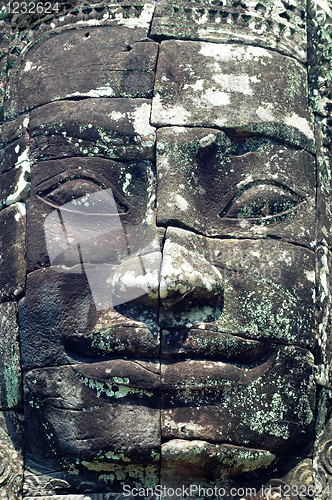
313,389,332,500
0,203,26,302
161,345,315,456
20,268,159,369
159,227,315,350
316,121,332,250
156,127,316,247
150,0,307,62
0,410,24,500
161,440,276,480
5,26,158,117
0,115,29,176
315,245,332,389
24,361,160,493
162,329,270,362
0,21,10,122
29,99,155,162
0,119,31,207
0,302,21,410
151,41,315,152
0,159,30,209
26,156,156,272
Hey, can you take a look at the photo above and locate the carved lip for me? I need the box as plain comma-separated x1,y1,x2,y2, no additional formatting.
64,324,160,359
161,439,276,477
161,328,272,363
65,324,272,364
161,353,276,392
73,359,160,392
72,350,275,394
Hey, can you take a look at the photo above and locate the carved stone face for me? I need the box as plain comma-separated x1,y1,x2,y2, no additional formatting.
7,2,321,495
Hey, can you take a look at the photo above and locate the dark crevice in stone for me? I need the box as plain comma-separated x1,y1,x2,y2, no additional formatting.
157,222,316,252
9,94,154,121
160,326,315,353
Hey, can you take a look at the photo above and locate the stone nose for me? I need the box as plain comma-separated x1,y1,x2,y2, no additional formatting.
159,231,224,327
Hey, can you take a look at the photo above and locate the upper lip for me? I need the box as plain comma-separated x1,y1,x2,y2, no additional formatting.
72,350,275,393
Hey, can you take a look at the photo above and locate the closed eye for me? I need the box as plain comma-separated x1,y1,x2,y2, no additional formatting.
219,183,304,219
37,177,129,215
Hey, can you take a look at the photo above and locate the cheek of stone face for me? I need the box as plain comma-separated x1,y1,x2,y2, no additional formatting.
159,228,316,456
159,228,315,350
23,360,161,486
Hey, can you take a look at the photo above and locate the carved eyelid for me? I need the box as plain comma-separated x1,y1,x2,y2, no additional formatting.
35,170,111,195
35,173,129,213
218,181,305,219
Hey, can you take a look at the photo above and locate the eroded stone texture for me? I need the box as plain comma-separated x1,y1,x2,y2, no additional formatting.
313,389,332,500
307,1,332,495
0,21,10,122
316,121,332,249
0,115,29,174
162,440,275,480
0,159,30,209
150,0,307,63
0,302,21,410
151,41,315,152
156,127,315,246
307,0,332,118
5,25,158,118
315,246,332,389
3,0,155,35
0,115,30,208
24,361,160,493
29,99,155,162
0,410,24,500
23,469,83,498
0,203,26,301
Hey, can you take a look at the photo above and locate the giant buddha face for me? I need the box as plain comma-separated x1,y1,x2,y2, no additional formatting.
10,1,320,495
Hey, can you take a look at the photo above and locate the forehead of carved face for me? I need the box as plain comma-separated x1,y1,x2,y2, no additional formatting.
11,10,318,494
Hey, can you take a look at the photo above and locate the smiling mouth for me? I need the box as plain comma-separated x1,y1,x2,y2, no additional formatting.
70,341,314,458
73,349,275,395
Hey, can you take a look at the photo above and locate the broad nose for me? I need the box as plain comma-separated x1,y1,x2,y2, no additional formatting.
159,228,224,327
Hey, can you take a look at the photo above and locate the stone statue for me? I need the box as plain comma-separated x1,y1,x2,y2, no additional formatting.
0,0,332,498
